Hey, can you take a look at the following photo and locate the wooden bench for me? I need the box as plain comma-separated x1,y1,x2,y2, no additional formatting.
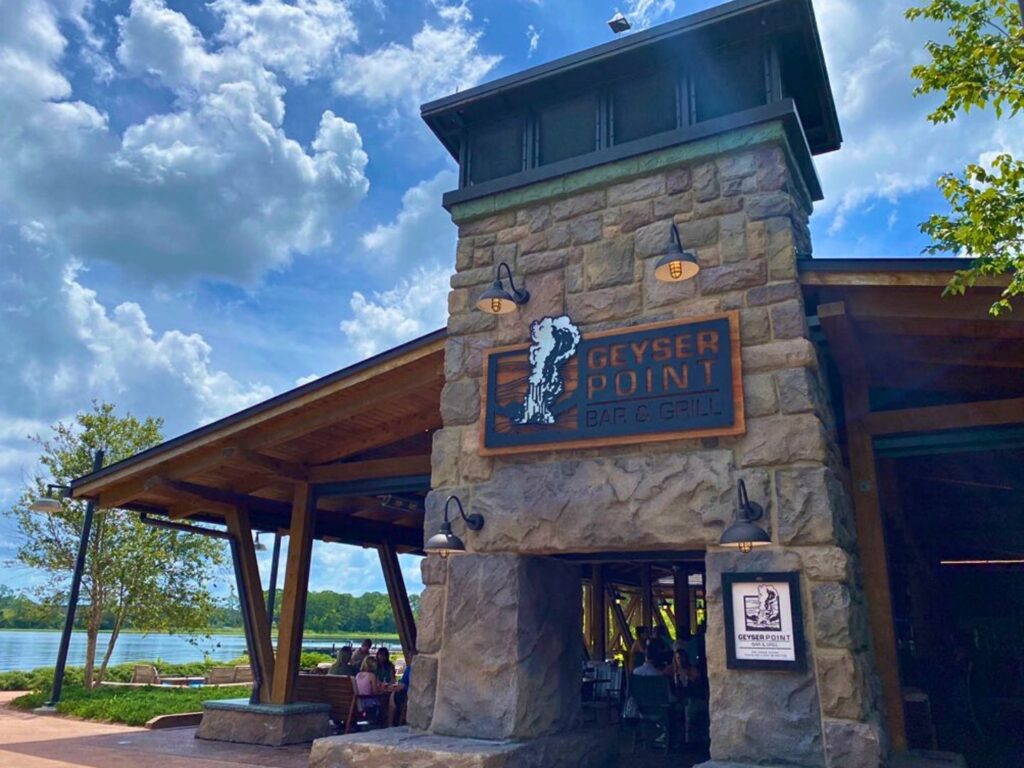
295,673,358,733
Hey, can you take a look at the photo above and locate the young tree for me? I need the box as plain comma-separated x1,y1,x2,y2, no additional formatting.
8,402,227,688
907,0,1024,314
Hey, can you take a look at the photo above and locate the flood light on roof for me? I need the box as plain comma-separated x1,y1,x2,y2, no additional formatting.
608,12,630,33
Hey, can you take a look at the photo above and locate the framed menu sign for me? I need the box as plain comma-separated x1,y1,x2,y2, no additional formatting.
722,572,806,671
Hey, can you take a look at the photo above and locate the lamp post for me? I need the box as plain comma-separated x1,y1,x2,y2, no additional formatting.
38,448,104,708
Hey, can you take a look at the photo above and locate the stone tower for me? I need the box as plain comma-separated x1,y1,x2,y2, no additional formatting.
322,2,888,766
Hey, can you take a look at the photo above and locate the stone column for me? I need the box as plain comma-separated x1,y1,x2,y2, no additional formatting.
411,552,583,739
418,122,885,767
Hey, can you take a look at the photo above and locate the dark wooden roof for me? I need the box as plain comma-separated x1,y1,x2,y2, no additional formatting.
421,0,840,158
799,259,1024,410
70,330,446,553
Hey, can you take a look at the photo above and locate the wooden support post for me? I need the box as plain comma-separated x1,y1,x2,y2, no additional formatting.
582,582,593,657
673,566,691,643
641,566,653,632
224,507,276,702
592,565,606,662
270,482,316,704
609,589,634,650
820,301,907,751
378,541,417,662
846,384,908,751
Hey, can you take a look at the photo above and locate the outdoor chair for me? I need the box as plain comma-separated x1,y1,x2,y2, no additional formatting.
625,675,674,752
130,665,160,685
296,673,359,733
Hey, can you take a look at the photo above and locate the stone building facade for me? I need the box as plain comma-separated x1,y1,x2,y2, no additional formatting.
408,121,885,767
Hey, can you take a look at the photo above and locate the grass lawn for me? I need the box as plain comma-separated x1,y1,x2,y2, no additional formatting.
10,684,252,726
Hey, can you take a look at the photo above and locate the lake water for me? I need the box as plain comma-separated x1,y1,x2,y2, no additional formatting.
0,630,382,672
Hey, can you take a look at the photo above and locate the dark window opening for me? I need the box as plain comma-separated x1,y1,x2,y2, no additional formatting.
468,118,524,185
611,73,678,145
778,32,824,137
537,92,597,166
693,43,766,123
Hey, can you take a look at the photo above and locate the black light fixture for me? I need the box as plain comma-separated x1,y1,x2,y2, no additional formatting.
476,262,530,315
654,223,700,283
29,484,70,514
424,495,485,558
614,591,624,605
254,533,268,552
607,12,631,33
719,479,771,554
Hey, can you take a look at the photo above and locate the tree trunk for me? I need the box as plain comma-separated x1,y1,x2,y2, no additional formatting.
83,600,102,689
96,614,124,686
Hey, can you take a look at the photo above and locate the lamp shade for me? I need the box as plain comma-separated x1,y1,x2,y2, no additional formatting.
476,280,520,315
719,520,771,553
424,520,467,557
654,248,700,282
29,497,63,514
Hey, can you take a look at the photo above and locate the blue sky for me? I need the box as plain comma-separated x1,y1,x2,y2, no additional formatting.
0,0,1015,597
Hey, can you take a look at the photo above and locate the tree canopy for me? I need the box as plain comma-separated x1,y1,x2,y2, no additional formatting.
907,0,1024,314
7,402,227,687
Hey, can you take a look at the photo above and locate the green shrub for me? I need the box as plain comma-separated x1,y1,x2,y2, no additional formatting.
300,651,334,668
11,684,251,726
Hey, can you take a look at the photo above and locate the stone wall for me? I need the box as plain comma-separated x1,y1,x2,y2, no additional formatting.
411,554,582,741
420,123,885,766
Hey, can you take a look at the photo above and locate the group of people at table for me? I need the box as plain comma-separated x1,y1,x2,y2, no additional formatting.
625,625,709,747
326,638,410,725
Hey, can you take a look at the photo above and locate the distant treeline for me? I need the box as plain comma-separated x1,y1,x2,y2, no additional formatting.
0,586,419,634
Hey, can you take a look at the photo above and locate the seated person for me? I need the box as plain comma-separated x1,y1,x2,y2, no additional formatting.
648,626,672,667
629,626,649,673
671,648,690,696
630,651,679,748
327,645,354,676
355,657,386,722
351,638,373,671
375,647,396,684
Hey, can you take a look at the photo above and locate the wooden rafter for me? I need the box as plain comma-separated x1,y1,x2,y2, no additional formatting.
221,446,308,482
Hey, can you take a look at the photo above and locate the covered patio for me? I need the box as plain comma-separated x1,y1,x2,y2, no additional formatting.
68,330,444,710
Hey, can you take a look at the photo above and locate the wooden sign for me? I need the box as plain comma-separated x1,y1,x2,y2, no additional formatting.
480,311,744,456
722,572,806,671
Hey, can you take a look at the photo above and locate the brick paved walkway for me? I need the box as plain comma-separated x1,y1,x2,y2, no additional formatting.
0,692,310,768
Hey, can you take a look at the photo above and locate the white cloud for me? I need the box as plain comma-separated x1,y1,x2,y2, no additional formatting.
0,0,369,284
526,24,540,57
813,0,1008,235
211,0,357,84
340,266,449,358
334,2,500,113
62,262,273,424
623,0,675,30
361,170,458,266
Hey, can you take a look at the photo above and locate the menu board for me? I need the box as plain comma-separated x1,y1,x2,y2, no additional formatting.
722,572,806,671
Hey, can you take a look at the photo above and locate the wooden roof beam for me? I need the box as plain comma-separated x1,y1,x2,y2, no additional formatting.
307,455,431,485
221,446,308,481
303,410,440,466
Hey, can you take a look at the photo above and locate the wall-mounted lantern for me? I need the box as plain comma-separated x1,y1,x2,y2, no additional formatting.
476,262,530,314
654,223,700,283
425,495,485,558
719,479,771,554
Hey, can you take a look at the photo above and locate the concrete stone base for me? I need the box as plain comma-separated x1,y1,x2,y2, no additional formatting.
196,698,333,746
309,726,618,768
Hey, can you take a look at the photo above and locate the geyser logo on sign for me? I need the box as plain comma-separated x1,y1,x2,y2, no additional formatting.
481,311,745,455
